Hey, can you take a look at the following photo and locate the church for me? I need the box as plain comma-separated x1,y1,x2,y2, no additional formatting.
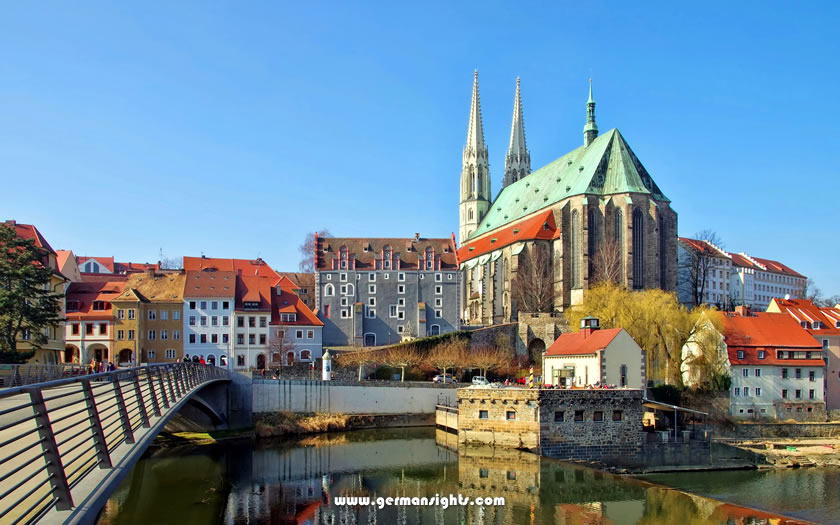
457,72,678,325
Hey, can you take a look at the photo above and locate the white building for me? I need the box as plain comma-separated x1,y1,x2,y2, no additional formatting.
542,317,646,388
183,269,236,367
730,253,806,311
233,275,273,370
677,238,732,307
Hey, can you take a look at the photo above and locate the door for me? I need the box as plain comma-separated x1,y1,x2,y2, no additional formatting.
256,354,266,369
287,352,295,366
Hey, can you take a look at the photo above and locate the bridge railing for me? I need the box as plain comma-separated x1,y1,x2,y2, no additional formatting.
0,362,228,524
0,364,91,388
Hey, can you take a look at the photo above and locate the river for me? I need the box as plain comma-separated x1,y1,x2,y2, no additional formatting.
97,427,832,524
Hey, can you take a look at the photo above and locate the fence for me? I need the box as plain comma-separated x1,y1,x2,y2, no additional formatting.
0,364,91,388
0,362,228,524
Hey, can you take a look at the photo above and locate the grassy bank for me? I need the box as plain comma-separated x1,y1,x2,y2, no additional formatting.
153,428,254,446
255,412,370,438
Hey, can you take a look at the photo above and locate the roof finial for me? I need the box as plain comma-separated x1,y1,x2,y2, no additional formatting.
583,78,598,147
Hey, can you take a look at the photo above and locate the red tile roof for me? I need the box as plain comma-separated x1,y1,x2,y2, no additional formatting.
459,210,556,262
77,256,115,273
729,253,805,279
770,298,840,336
270,287,323,327
545,327,623,356
56,250,74,271
184,270,236,298
723,311,824,366
76,256,159,275
66,281,126,320
5,220,56,254
234,275,272,311
184,256,281,283
678,237,728,257
315,236,458,271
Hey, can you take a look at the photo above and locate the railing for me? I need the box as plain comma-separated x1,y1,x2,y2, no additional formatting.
0,362,228,524
0,364,91,388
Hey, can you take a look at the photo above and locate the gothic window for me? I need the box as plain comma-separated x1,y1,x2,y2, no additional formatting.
470,170,476,196
468,208,474,221
571,210,581,288
614,208,624,282
632,208,644,289
659,215,667,289
587,208,596,279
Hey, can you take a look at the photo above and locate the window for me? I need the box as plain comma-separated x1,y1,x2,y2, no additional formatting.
809,370,816,382
148,310,156,320
341,308,352,319
71,323,80,335
435,298,443,307
398,272,405,281
366,307,376,318
435,285,442,295
737,350,745,359
222,334,229,344
248,334,255,344
398,310,405,320
324,305,330,318
85,324,94,336
147,350,155,360
390,305,398,318
161,330,168,340
211,334,218,344
795,368,802,379
223,301,229,309
368,297,376,307
189,301,196,309
165,349,176,359
782,389,788,399
782,368,788,379
795,389,801,399
259,334,266,345
758,350,766,359
200,301,207,309
117,330,124,340
128,330,135,340
574,410,584,422
430,325,440,336
612,410,623,421
296,330,303,339
632,208,644,288
200,334,207,344
237,317,244,328
260,317,267,328
189,316,196,326
201,316,207,326
809,389,816,400
237,334,244,344
554,411,564,422
397,325,404,334
211,316,218,326
384,273,389,279
127,309,136,320
734,387,740,396
823,339,830,349
222,316,229,326
341,297,349,307
340,273,347,282
755,387,761,396
211,301,218,310
148,330,156,340
398,298,405,306
117,309,125,320
506,411,516,420
435,309,442,318
479,410,488,419
173,330,180,340
755,369,761,377
593,411,603,422
398,284,405,294
173,311,180,320
161,310,168,320
742,368,749,377
743,387,749,396
369,284,376,294
435,273,442,282
369,272,375,281
248,316,255,328
301,350,311,360
92,301,106,311
620,364,628,387
237,355,245,367
324,284,334,296
506,471,517,481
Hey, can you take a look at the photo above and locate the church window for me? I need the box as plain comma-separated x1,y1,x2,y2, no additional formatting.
571,210,581,288
659,215,667,289
468,209,474,221
587,208,596,280
613,209,624,282
632,208,645,289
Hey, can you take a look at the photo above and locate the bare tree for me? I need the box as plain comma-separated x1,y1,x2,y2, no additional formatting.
425,338,467,379
468,345,513,378
512,244,554,313
678,231,724,307
800,278,822,303
591,239,623,284
337,349,380,381
268,331,296,368
383,344,423,381
298,229,332,273
159,257,183,270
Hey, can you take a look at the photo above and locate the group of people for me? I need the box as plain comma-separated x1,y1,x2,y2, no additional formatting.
183,355,207,365
88,358,116,374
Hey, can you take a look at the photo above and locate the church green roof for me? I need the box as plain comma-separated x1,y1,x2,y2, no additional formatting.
469,128,669,239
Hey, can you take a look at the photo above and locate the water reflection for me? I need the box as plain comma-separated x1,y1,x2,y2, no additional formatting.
99,427,806,525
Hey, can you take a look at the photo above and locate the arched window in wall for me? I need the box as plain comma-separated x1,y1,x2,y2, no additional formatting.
613,208,624,283
324,283,334,296
659,215,667,289
571,210,581,288
468,209,474,221
587,208,596,280
632,209,644,289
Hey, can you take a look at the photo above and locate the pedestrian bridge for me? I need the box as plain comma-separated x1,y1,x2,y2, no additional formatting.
0,362,230,524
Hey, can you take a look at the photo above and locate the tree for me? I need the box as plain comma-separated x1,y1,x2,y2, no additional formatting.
159,257,183,270
337,349,380,381
298,229,332,273
467,344,513,378
678,231,724,307
268,331,296,368
425,337,468,378
0,224,63,363
590,239,623,285
512,243,554,313
383,344,423,381
821,294,840,308
800,278,822,303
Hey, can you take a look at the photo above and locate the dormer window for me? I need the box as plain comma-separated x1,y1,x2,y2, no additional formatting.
92,301,107,311
66,301,80,312
801,321,809,329
812,321,822,329
737,350,744,359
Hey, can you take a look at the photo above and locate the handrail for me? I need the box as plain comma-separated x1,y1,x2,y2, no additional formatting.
0,362,229,524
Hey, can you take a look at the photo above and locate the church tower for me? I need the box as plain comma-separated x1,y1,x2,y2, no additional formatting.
459,70,491,243
583,79,598,147
502,77,530,188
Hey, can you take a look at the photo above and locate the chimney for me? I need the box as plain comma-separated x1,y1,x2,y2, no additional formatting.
735,305,751,317
580,316,600,338
413,232,420,242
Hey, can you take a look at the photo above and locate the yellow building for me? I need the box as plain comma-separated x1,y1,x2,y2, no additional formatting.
111,269,186,365
5,221,69,364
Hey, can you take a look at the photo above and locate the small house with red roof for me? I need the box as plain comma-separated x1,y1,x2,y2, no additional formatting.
269,278,324,366
768,298,840,411
542,317,646,388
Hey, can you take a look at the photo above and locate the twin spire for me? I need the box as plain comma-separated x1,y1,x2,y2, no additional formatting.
464,70,486,155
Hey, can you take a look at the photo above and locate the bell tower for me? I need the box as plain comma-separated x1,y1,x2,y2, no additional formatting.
459,70,491,244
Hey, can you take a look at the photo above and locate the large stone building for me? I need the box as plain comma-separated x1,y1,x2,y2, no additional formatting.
314,234,461,346
457,75,678,325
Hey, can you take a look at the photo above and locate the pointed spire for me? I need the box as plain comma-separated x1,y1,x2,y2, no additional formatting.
465,70,486,153
503,77,531,188
583,78,599,147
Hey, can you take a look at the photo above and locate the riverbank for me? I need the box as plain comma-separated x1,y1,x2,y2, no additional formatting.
726,437,840,468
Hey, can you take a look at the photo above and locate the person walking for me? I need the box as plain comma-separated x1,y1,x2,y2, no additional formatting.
89,358,96,375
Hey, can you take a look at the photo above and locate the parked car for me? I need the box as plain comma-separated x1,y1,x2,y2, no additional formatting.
433,373,457,384
471,376,489,385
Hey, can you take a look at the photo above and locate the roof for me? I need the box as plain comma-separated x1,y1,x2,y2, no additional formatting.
276,272,315,290
112,271,187,303
184,270,236,298
459,209,557,261
468,128,669,240
723,311,823,366
56,250,74,270
678,238,729,258
270,287,323,326
76,256,159,275
730,253,805,278
184,256,281,283
5,220,56,254
315,236,458,271
544,327,624,356
77,256,115,273
769,298,840,336
66,281,126,319
235,275,272,311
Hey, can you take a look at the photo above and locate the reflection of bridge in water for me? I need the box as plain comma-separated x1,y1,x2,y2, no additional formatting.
0,363,229,524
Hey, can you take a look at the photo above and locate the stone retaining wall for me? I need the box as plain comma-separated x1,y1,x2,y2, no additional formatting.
732,422,840,438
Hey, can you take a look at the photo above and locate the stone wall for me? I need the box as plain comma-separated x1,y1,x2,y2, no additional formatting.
467,323,519,352
457,389,540,449
731,422,840,439
538,389,646,465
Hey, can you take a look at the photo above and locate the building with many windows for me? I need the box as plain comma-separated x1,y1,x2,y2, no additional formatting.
183,269,236,367
233,275,273,369
768,298,840,411
730,254,806,311
677,237,732,308
314,234,461,346
64,281,125,365
111,269,186,365
269,277,323,365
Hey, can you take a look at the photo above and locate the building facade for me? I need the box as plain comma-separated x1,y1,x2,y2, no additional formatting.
730,254,806,311
269,279,324,365
183,269,236,367
64,281,125,365
233,275,272,369
277,272,316,311
456,76,678,324
768,298,840,412
677,237,733,308
314,235,461,346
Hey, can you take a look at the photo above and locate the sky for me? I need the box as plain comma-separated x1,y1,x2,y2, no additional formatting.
1,2,839,296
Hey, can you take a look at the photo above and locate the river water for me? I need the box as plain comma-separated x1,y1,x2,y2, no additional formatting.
97,427,832,524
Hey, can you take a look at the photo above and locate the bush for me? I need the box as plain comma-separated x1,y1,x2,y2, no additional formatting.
649,384,685,406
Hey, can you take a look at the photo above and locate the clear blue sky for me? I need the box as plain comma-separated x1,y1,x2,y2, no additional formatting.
2,2,838,296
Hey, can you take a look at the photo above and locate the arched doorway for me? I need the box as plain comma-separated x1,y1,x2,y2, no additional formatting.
118,349,132,366
219,355,227,368
207,354,216,366
87,344,109,365
287,352,295,366
527,338,546,365
256,353,266,370
64,345,80,364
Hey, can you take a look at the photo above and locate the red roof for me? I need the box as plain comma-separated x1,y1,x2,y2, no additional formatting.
56,250,74,271
770,298,840,336
270,287,323,327
545,327,623,356
315,236,458,271
5,220,56,254
76,256,159,275
184,256,281,283
729,252,804,278
678,237,728,257
77,256,115,273
234,275,272,311
459,210,556,261
723,311,824,366
66,281,126,320
184,270,236,298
